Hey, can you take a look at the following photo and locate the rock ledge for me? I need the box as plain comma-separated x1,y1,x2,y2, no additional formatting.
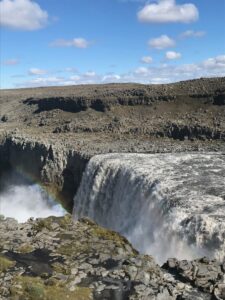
0,215,224,300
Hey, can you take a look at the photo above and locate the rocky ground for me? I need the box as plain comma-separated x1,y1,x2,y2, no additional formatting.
0,77,225,209
0,77,225,299
0,215,225,300
1,77,225,154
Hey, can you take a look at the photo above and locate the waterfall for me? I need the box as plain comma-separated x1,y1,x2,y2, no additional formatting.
73,153,225,264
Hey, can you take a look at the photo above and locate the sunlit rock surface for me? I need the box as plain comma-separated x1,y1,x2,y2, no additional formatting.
1,215,225,300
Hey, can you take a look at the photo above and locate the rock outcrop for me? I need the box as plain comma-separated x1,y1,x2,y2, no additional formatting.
0,135,88,211
1,77,225,160
1,77,224,119
1,131,225,213
0,215,225,300
20,77,225,114
213,94,225,106
164,123,225,141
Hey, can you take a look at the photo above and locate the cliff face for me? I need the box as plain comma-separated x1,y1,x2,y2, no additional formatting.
0,136,88,211
1,78,225,145
16,77,225,114
0,77,225,210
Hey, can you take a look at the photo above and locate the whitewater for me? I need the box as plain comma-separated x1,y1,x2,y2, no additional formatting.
0,175,66,223
73,153,225,264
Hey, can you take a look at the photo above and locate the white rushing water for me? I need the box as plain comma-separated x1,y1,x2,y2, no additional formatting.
0,183,66,223
73,153,225,264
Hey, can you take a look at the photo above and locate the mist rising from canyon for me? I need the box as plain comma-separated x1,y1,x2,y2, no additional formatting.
0,172,66,223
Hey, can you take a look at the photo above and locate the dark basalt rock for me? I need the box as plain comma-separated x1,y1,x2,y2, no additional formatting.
23,97,110,113
164,123,225,141
213,94,225,106
1,115,8,122
21,78,225,114
4,249,63,277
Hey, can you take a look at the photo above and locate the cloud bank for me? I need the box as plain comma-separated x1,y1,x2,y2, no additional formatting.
180,30,206,38
166,51,181,60
138,0,199,23
29,68,47,75
15,54,225,88
50,38,91,48
0,0,48,30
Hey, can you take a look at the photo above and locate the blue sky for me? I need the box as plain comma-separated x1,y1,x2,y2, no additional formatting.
0,0,225,88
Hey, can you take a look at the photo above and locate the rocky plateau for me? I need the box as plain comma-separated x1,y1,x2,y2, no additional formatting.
0,77,225,299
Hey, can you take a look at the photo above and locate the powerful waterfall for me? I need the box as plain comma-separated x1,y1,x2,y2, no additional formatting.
73,153,225,264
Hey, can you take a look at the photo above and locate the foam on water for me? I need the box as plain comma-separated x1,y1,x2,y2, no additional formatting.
73,153,225,264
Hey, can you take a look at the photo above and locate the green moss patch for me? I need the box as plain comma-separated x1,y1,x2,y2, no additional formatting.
58,214,73,229
32,218,53,232
18,244,34,253
0,255,15,272
90,224,137,254
51,262,71,275
10,276,93,300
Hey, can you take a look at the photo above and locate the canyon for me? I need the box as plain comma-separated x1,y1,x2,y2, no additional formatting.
0,77,225,299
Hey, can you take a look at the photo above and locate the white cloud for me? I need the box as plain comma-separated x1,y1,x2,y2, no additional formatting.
50,38,90,48
0,0,48,30
130,55,225,83
32,77,62,84
180,30,206,38
202,55,225,69
19,76,64,87
102,74,121,82
134,67,150,76
141,56,153,64
28,68,47,75
148,35,175,50
14,54,225,88
2,58,19,65
131,54,225,83
70,75,81,81
122,54,225,83
84,71,97,78
166,51,181,60
138,0,198,23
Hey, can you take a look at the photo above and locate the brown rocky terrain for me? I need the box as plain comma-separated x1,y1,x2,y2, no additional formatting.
1,77,225,145
0,77,225,299
1,77,225,210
